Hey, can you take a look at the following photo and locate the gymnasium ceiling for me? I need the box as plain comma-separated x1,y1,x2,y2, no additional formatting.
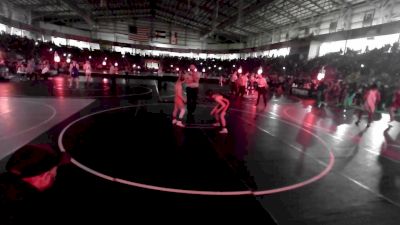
8,0,371,43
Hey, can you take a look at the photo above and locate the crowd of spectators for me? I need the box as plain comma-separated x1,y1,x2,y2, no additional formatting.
0,32,398,78
1,32,400,105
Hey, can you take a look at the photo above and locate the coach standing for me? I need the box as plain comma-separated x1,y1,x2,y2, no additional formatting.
185,64,200,120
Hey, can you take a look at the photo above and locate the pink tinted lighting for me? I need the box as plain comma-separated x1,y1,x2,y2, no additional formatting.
317,72,325,81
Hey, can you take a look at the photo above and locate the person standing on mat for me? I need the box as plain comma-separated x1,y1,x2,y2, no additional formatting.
69,60,80,88
255,74,268,107
185,64,200,121
83,60,92,85
316,80,327,108
356,83,380,127
172,73,186,128
207,90,230,134
26,58,35,80
41,60,50,80
237,73,248,98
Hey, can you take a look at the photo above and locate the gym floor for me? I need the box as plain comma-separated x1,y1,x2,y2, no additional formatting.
1,76,400,224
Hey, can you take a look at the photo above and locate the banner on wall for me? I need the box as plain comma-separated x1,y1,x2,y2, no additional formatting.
154,30,166,38
128,25,150,42
170,31,178,45
363,10,374,27
329,22,337,33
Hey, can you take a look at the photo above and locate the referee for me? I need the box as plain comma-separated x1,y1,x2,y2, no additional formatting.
185,64,200,121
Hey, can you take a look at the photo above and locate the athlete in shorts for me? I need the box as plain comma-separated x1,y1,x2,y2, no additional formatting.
69,60,80,88
356,84,380,127
172,74,186,127
207,90,230,134
83,60,92,84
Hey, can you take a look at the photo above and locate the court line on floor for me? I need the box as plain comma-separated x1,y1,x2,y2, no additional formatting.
165,102,400,206
53,85,111,91
230,108,400,208
153,80,175,100
58,86,153,99
0,99,57,141
184,125,217,129
1,82,152,99
58,103,335,196
209,106,400,207
199,128,262,194
228,110,335,195
279,106,400,163
58,103,251,196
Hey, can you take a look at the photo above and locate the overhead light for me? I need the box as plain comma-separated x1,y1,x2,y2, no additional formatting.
49,48,53,52
238,68,243,73
218,67,222,70
89,56,92,59
66,58,71,63
202,68,205,72
361,64,365,68
317,72,325,81
102,61,106,66
114,62,118,67
257,67,263,75
176,67,180,71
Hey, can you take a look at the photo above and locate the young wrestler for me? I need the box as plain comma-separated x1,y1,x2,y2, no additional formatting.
69,60,80,88
83,60,92,84
255,74,268,107
207,90,230,134
172,74,186,127
356,83,380,127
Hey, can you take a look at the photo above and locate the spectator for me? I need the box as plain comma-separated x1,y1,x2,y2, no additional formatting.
83,60,92,84
185,64,200,120
0,144,69,224
41,60,50,80
69,60,80,88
